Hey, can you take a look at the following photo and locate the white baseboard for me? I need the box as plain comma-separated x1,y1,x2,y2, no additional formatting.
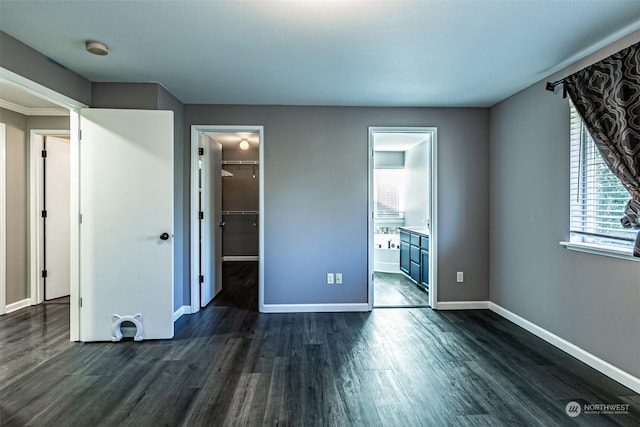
261,303,370,313
435,301,490,310
489,302,640,394
172,305,192,322
5,298,31,314
222,256,259,262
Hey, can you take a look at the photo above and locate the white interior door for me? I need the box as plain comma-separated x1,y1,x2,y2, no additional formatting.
201,135,222,307
44,136,70,300
79,109,174,342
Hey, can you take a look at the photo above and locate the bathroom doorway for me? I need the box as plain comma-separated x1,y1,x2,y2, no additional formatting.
368,127,437,309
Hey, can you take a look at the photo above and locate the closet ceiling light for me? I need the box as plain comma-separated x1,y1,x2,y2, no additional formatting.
86,41,109,56
239,140,250,151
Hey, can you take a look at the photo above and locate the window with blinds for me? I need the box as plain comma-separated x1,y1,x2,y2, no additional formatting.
569,104,635,249
373,169,405,219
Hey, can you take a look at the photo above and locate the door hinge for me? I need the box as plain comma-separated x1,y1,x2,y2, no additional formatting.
199,275,204,283
80,298,83,308
42,150,47,158
42,210,47,218
42,270,48,278
198,147,204,156
79,130,82,140
199,211,204,220
79,214,83,224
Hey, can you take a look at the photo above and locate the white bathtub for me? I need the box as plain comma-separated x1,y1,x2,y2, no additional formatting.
373,234,400,273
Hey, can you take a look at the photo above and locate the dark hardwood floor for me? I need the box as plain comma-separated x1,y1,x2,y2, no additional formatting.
374,272,429,307
1,262,639,426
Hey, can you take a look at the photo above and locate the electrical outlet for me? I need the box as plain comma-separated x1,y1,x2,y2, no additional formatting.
327,273,334,284
456,272,464,283
335,273,343,284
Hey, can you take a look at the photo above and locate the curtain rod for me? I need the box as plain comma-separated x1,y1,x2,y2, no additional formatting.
545,79,568,97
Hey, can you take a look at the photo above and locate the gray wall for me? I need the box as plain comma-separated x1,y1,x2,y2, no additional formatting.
93,83,187,310
403,141,430,227
489,34,640,377
0,108,69,305
1,108,28,304
374,151,404,169
92,83,159,110
0,32,91,106
185,105,490,304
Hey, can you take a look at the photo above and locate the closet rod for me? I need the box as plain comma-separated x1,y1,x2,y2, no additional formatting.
221,160,260,165
221,210,259,215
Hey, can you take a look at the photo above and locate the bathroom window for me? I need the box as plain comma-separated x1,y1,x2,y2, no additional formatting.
374,169,405,219
569,104,635,251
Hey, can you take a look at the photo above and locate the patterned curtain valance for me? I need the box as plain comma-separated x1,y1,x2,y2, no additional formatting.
563,42,640,257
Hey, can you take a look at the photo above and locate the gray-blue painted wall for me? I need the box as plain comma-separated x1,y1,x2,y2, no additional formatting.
185,105,490,304
489,31,640,378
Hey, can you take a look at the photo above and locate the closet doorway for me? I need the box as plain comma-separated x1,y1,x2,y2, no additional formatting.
190,126,264,313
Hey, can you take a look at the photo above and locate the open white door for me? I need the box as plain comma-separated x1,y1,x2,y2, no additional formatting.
44,136,71,300
79,109,173,341
200,135,222,307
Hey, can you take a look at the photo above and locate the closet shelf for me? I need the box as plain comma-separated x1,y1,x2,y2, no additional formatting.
222,210,259,215
221,160,260,165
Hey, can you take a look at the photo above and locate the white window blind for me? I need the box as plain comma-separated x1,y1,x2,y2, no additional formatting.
569,104,635,249
374,169,405,219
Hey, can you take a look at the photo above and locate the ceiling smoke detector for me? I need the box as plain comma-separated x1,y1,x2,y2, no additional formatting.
86,41,109,56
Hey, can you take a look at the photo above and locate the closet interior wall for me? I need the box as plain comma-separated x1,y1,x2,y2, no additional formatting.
221,140,259,259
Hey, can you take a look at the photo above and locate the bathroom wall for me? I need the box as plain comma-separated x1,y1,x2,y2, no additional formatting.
374,151,404,169
403,140,430,227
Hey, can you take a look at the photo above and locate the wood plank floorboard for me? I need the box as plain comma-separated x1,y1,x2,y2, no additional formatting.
1,262,639,426
374,272,429,307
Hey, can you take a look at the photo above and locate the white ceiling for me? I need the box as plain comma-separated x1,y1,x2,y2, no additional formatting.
0,81,68,115
206,132,260,151
1,1,640,107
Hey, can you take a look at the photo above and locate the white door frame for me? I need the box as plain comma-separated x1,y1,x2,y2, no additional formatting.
190,125,265,313
29,129,71,305
0,123,6,315
1,67,86,339
368,126,438,310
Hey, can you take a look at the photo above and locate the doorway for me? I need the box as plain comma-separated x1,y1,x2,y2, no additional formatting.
1,68,86,339
190,125,264,313
30,131,71,304
368,127,438,309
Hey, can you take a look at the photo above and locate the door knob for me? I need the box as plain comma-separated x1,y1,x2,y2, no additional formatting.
160,232,170,240
219,221,226,227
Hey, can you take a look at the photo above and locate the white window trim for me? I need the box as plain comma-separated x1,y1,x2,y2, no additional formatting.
559,241,639,262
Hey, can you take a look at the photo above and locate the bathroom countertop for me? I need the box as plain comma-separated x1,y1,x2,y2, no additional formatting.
399,226,430,237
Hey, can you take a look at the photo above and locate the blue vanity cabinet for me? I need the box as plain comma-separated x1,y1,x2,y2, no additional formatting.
399,231,410,274
399,227,429,290
420,236,429,289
